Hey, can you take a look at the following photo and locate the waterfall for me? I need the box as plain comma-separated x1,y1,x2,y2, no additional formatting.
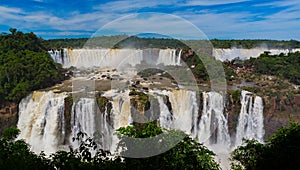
48,49,69,65
48,49,62,64
67,49,144,68
103,90,132,152
154,90,231,170
176,49,182,65
156,95,173,129
157,49,178,66
213,48,300,61
17,91,67,154
235,90,264,146
49,48,181,68
50,48,300,65
158,90,230,146
106,90,132,129
70,98,97,147
198,92,230,146
165,90,198,134
16,87,264,170
100,102,114,151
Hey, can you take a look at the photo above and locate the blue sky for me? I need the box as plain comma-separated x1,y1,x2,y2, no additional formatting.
1,0,300,40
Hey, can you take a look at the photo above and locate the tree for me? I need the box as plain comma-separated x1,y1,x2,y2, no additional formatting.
250,52,300,85
116,122,220,169
1,126,20,141
0,29,67,104
231,122,300,170
0,127,51,170
9,28,17,36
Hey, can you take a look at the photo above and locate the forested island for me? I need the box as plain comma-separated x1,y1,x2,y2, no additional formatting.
0,29,300,169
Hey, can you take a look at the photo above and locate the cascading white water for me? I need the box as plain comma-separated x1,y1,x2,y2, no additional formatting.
155,90,230,147
198,92,230,146
103,90,132,152
48,49,69,65
16,88,264,170
70,98,97,147
154,90,231,169
213,48,300,61
48,49,62,64
176,49,182,65
197,92,231,170
157,49,179,66
48,48,181,68
50,48,300,65
104,90,132,129
66,49,144,68
156,95,173,129
17,91,67,154
165,90,199,134
100,101,114,151
69,90,133,151
235,90,264,146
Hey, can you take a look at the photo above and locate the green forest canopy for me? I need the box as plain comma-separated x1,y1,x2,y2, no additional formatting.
239,51,300,85
46,35,300,49
0,28,66,104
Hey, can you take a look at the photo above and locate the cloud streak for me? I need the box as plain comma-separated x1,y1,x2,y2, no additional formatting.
180,0,249,6
0,0,300,40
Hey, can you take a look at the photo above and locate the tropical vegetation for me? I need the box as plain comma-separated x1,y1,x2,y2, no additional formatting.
0,29,66,104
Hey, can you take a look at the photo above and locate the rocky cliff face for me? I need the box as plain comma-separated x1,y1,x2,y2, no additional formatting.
263,94,300,138
0,102,18,136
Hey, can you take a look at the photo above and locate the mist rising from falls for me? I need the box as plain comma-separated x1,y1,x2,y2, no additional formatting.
48,48,182,68
235,90,264,146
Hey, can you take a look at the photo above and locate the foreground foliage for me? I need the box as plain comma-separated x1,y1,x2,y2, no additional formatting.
116,122,220,169
0,123,220,170
231,122,300,170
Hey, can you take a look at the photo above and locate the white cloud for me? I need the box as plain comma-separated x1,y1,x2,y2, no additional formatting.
93,0,173,13
254,0,300,7
180,0,249,6
1,0,300,40
36,31,91,36
97,13,209,39
0,6,22,13
175,9,300,40
0,5,119,33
